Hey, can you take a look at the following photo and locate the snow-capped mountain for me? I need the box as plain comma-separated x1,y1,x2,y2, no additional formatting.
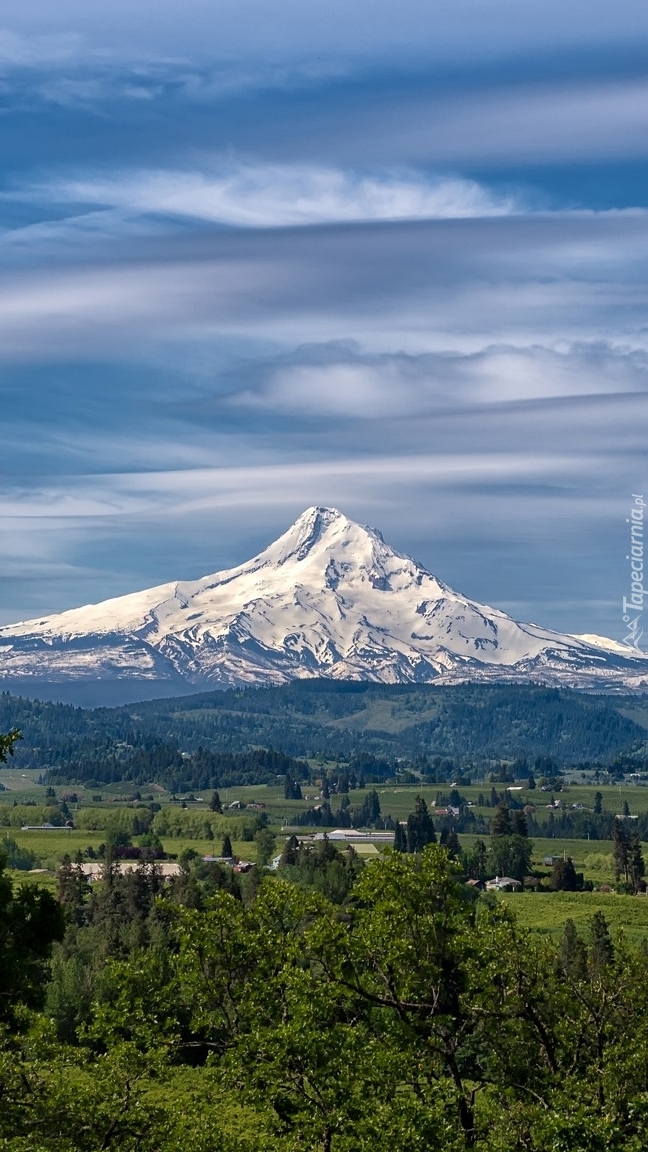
1,506,647,694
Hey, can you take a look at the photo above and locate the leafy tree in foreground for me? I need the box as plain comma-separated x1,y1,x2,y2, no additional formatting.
0,725,21,763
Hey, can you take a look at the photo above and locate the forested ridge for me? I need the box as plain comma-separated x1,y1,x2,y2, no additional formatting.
1,682,646,786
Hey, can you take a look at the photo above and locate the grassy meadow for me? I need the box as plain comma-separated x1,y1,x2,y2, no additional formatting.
499,890,648,941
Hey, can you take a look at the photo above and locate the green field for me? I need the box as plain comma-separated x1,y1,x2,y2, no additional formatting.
499,890,648,941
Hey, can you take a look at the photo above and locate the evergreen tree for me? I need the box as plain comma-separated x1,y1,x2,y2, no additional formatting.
284,775,302,800
279,834,299,867
513,809,528,837
321,776,330,799
491,801,513,837
594,791,603,815
221,832,233,859
440,828,461,859
629,831,645,893
462,838,487,882
57,854,90,927
589,910,614,976
558,918,587,980
406,797,436,853
550,857,579,891
209,790,222,813
393,822,407,853
623,799,631,817
612,817,630,881
357,789,381,827
527,773,536,790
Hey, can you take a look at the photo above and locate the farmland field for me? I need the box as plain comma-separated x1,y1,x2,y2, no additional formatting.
499,890,648,941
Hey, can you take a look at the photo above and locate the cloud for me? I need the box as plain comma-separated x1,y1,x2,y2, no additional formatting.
3,1,648,71
228,341,648,417
3,210,648,365
30,164,519,228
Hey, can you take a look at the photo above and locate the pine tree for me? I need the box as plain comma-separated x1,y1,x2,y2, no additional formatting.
527,773,536,791
221,832,233,859
491,802,512,837
513,810,528,837
279,834,299,867
623,799,631,817
629,831,645,893
589,910,614,976
468,838,484,880
612,817,630,881
550,857,579,891
284,775,302,800
558,918,587,980
393,822,407,853
209,790,222,813
406,796,436,853
441,829,461,859
594,791,603,815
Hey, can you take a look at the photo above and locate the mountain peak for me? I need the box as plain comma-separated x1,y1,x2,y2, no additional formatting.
262,505,380,567
1,506,648,695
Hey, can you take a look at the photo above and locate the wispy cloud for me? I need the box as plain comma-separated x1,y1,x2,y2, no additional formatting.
31,163,519,227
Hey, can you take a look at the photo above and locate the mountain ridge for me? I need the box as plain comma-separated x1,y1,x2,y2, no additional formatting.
1,505,647,694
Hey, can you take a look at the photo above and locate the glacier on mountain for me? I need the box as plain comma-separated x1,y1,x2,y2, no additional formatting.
0,506,647,693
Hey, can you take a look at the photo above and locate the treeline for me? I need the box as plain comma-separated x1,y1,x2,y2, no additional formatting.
6,843,648,1149
1,682,647,783
46,744,309,790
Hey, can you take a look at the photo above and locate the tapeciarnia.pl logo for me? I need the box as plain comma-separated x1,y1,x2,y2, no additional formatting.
623,493,645,652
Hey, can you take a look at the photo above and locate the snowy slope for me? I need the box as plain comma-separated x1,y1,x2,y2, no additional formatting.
0,506,647,691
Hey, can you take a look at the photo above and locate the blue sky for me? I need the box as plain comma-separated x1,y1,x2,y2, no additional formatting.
1,0,648,640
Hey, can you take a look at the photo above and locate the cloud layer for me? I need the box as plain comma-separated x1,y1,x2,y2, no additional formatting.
0,2,647,645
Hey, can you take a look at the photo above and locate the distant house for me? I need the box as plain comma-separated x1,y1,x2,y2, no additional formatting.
486,876,522,892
